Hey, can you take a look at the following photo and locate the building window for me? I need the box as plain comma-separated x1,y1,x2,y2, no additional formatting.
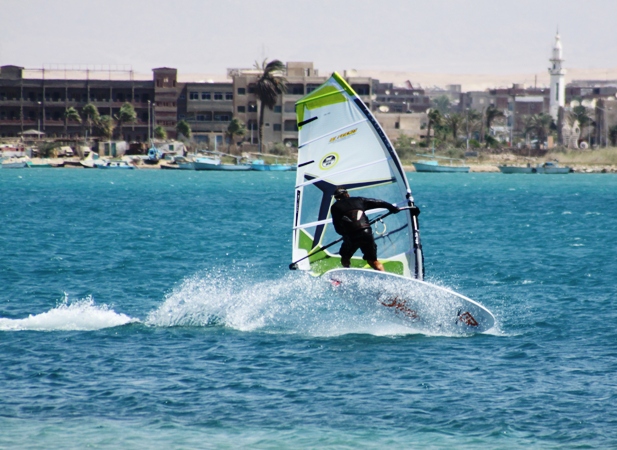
248,84,256,94
190,92,199,100
284,120,298,132
214,93,223,100
237,88,246,95
274,105,282,113
202,92,211,100
237,106,246,113
307,84,320,93
273,124,282,131
352,85,370,96
288,84,305,95
214,113,230,121
248,103,257,112
225,92,233,100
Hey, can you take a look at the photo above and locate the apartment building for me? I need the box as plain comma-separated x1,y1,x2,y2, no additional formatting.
0,65,154,140
0,63,375,148
230,62,373,149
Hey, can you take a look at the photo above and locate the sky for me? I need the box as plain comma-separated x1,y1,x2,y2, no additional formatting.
2,0,617,88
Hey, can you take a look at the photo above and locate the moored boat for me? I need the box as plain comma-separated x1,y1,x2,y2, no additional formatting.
412,160,470,173
1,157,30,168
251,159,292,171
193,157,221,170
498,161,571,174
498,165,536,174
95,160,135,169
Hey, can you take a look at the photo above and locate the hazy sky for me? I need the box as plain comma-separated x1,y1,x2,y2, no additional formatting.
2,0,616,79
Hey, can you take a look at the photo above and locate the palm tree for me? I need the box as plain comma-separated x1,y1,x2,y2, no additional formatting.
63,107,82,136
484,105,504,145
97,115,115,140
176,120,192,140
114,102,137,141
254,59,287,153
431,95,451,114
225,118,246,154
425,109,442,147
526,113,554,149
82,103,100,140
154,126,167,140
445,113,464,141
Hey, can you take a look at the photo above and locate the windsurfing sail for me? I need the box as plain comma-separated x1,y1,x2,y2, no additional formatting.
291,73,424,279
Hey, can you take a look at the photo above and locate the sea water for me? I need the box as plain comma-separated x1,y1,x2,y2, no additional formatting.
0,169,616,449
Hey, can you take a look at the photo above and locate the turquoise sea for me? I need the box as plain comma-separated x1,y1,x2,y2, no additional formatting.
1,168,616,449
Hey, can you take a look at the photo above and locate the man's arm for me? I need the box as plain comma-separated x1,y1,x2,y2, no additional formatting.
362,198,400,214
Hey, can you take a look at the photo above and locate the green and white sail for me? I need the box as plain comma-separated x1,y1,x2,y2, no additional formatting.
291,72,424,279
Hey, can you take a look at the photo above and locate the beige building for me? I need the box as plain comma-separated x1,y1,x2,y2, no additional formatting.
230,62,373,150
374,112,427,143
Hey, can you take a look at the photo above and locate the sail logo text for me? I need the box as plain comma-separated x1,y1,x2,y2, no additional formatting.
329,128,357,143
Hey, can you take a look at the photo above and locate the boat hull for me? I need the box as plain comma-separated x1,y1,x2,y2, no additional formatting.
498,166,536,174
413,162,470,173
251,164,292,171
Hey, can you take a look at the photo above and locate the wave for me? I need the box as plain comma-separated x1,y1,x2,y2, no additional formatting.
0,295,138,332
146,269,496,337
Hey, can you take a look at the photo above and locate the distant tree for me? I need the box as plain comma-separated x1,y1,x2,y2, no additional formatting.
270,142,289,156
254,59,287,153
394,133,416,160
225,117,246,154
63,107,82,136
154,125,167,140
176,120,192,140
484,105,504,145
114,102,137,141
82,103,100,139
97,115,115,140
425,109,442,147
445,113,464,141
609,125,617,146
431,95,451,114
526,113,554,149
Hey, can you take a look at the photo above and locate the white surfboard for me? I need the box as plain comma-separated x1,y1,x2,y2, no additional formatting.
325,268,495,333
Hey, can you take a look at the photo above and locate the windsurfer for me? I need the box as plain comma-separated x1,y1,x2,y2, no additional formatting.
330,187,420,271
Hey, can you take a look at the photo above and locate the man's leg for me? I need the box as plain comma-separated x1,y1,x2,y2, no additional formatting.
339,239,355,268
368,260,385,271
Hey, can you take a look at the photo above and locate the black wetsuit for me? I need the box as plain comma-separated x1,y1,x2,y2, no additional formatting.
330,197,398,262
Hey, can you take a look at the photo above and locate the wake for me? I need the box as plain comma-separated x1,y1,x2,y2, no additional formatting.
145,269,485,337
0,294,138,332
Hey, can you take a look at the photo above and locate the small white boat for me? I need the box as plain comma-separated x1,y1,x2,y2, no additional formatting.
539,161,571,174
96,160,135,169
1,157,30,169
194,157,221,170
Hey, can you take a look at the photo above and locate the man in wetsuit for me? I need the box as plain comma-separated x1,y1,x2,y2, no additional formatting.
330,187,420,272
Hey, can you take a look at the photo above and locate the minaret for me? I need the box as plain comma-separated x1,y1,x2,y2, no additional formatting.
549,32,566,120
